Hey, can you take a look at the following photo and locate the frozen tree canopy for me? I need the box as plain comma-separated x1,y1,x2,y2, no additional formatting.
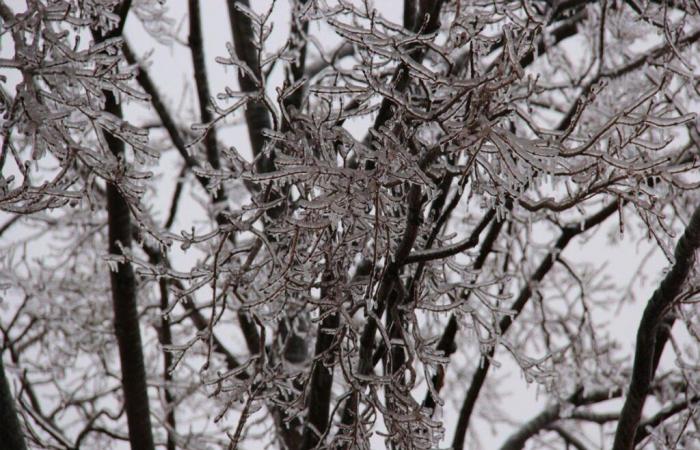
2,0,700,449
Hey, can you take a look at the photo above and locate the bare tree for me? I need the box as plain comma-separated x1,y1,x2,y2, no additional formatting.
2,0,700,449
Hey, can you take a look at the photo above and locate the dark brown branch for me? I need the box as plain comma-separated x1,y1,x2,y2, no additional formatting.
403,0,417,32
0,214,20,238
163,165,187,230
282,0,310,117
404,208,496,264
612,204,700,450
103,95,156,450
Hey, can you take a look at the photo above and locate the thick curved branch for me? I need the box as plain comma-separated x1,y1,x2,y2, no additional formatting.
612,204,700,450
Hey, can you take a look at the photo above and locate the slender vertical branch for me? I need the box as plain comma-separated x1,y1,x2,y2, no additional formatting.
103,92,156,450
226,0,274,174
188,0,223,180
157,279,176,450
422,212,505,410
301,263,339,450
91,4,155,449
282,0,310,117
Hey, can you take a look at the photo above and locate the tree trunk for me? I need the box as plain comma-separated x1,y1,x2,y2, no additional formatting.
0,355,27,450
104,91,156,450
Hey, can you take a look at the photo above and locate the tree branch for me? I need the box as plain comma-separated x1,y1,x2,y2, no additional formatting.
612,204,700,450
452,201,618,450
91,4,156,448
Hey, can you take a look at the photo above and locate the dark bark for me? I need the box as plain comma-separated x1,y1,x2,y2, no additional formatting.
612,204,700,450
300,308,339,449
226,0,275,174
403,0,417,32
0,355,27,450
157,279,177,450
90,4,156,450
188,0,223,178
282,0,310,116
104,92,156,450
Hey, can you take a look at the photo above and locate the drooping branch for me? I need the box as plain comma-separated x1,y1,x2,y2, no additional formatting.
452,201,618,450
612,204,700,450
422,211,505,410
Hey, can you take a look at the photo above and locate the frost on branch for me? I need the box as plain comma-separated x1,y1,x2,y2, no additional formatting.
3,1,700,449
